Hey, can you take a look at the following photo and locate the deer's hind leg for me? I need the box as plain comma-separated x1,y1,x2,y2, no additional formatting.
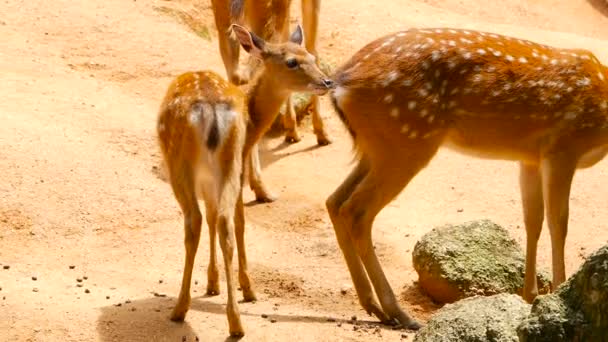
337,144,441,329
211,0,248,85
235,191,256,301
168,160,203,322
214,158,245,336
302,0,331,145
519,162,544,302
326,156,390,323
203,194,220,296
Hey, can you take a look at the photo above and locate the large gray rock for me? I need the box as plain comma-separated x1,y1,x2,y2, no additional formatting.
517,245,608,342
414,294,531,342
412,219,551,303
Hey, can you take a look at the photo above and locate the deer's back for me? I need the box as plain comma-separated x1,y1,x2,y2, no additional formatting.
157,71,246,165
331,28,608,161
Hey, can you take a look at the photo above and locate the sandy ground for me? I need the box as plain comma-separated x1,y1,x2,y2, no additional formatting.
1,0,608,341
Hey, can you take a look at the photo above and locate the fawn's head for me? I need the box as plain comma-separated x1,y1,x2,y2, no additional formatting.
231,24,334,95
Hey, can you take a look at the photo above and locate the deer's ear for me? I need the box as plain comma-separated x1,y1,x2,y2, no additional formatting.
289,24,304,46
231,24,265,59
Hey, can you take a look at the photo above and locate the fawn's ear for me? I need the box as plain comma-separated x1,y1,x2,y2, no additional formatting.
289,24,304,46
231,24,265,59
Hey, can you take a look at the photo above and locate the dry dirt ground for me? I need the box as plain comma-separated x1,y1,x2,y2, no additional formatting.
2,0,608,341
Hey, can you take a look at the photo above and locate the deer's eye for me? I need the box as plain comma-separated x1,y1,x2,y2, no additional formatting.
286,58,299,69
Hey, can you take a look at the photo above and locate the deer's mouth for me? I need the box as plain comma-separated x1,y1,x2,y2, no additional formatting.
307,83,332,95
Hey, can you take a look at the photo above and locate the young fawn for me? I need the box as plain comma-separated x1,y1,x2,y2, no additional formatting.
157,24,333,336
328,27,608,328
210,0,332,145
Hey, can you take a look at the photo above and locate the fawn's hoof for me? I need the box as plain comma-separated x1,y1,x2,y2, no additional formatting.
242,289,257,302
206,281,220,296
316,134,332,146
170,308,187,322
255,192,278,203
284,133,302,144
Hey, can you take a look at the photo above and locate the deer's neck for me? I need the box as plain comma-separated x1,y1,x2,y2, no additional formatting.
244,71,290,153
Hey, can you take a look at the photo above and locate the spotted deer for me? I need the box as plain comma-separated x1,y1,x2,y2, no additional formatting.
210,0,332,145
157,24,333,336
327,27,608,329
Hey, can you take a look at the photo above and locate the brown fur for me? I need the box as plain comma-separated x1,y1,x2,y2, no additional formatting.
328,27,608,329
210,0,332,145
157,25,331,337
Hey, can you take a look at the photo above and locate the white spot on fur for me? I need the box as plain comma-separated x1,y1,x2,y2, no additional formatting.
418,88,429,97
431,51,441,61
448,40,456,46
390,107,400,118
382,71,400,86
403,79,413,86
459,38,474,44
505,55,515,62
408,101,417,111
384,94,394,103
518,57,528,63
400,124,410,133
576,77,591,87
477,48,486,55
422,61,431,69
599,72,605,82
333,86,348,102
408,130,418,139
450,88,460,95
420,109,429,117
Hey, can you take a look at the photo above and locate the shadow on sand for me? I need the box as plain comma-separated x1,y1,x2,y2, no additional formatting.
97,293,408,342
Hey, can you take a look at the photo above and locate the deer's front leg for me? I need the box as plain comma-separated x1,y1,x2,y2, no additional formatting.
283,96,302,143
248,143,277,202
540,154,576,290
519,162,544,302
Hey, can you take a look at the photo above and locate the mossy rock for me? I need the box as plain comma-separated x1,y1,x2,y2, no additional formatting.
517,245,608,342
414,294,531,342
412,219,551,303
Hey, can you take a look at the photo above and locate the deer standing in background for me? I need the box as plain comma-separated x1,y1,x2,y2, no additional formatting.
157,24,333,337
211,0,332,146
327,27,608,329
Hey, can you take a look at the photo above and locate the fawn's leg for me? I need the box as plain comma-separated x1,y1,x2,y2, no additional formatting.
283,96,302,143
235,191,256,301
540,154,576,290
310,95,331,145
302,0,331,145
168,163,203,322
204,199,220,296
211,0,248,85
341,147,440,329
326,157,390,323
216,171,244,336
248,143,277,202
519,162,544,302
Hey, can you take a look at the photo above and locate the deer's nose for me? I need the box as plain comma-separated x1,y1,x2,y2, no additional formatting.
322,79,335,89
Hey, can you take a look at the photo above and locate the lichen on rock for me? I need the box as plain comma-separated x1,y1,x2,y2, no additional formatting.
414,294,531,342
412,219,550,303
517,245,608,342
